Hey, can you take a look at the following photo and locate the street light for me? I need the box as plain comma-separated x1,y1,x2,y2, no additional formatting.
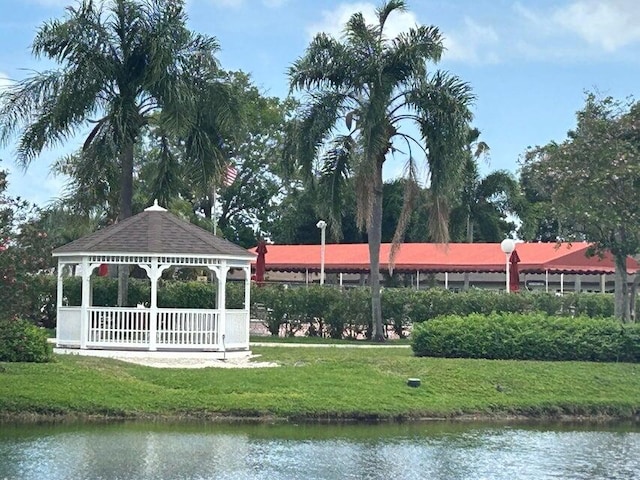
500,238,515,293
316,220,327,285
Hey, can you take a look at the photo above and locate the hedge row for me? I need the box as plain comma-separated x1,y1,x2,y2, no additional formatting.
252,285,620,339
11,276,624,338
411,313,640,362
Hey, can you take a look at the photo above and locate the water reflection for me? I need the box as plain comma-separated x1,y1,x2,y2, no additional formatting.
0,422,638,479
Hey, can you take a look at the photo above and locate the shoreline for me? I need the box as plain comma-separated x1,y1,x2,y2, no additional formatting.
2,410,639,425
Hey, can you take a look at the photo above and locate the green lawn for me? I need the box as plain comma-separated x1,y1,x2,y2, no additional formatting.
1,346,638,421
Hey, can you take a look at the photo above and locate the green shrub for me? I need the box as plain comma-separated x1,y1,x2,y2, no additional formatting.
0,318,52,362
251,284,297,336
226,281,246,309
411,312,639,362
15,273,630,340
158,280,216,308
60,277,150,307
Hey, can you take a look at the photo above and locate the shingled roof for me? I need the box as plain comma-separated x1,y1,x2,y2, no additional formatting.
53,203,253,258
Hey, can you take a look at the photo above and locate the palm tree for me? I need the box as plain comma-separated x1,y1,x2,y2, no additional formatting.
449,128,517,244
289,0,473,340
0,0,234,219
0,0,235,305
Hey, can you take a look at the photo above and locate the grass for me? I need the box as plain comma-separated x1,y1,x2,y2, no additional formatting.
1,347,639,422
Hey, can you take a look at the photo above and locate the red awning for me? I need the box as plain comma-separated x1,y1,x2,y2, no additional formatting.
248,242,638,275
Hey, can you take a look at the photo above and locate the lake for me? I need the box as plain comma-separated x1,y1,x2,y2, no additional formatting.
0,421,638,479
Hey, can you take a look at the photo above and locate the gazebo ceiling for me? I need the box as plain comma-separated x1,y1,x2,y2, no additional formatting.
53,203,253,258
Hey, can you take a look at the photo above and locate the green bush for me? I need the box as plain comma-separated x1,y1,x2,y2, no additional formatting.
60,277,150,307
0,318,52,362
17,273,628,340
411,312,639,362
251,284,296,336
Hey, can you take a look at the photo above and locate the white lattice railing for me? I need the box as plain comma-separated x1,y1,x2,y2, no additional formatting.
88,307,150,345
157,309,219,347
75,307,249,350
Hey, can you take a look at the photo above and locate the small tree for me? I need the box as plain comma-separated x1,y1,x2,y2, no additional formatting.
522,93,640,321
0,164,54,323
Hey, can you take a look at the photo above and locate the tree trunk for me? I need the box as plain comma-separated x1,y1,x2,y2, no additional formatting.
117,141,135,307
369,164,385,342
630,273,639,323
614,253,629,322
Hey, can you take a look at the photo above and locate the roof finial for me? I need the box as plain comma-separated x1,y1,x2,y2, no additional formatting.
144,199,167,212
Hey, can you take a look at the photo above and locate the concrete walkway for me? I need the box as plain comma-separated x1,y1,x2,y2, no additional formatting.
250,342,410,349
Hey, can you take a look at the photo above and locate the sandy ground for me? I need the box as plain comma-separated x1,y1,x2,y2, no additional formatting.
111,354,279,369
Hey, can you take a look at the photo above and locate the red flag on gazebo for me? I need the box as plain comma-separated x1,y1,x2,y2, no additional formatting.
98,264,109,276
509,250,520,292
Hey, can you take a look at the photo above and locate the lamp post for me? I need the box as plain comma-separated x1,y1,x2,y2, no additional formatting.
316,220,327,285
500,239,515,293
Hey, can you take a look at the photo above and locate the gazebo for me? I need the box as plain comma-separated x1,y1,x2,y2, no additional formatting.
53,201,255,359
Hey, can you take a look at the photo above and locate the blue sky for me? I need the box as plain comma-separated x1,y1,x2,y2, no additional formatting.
1,0,639,206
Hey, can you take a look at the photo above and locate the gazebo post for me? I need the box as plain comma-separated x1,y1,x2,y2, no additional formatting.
56,261,64,347
243,265,251,311
148,258,159,351
217,261,229,350
80,258,91,349
244,265,251,345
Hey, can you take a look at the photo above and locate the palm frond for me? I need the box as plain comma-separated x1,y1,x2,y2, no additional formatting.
289,34,352,91
288,90,352,178
318,135,355,239
389,170,419,270
377,0,407,32
385,25,443,83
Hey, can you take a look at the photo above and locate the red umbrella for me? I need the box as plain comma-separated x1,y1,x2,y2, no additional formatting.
255,241,268,286
509,250,520,292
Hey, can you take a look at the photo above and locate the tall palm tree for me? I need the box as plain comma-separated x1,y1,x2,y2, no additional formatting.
0,0,233,220
289,0,473,340
0,0,235,305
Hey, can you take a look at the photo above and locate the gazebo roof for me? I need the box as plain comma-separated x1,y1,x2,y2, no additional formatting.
53,203,253,258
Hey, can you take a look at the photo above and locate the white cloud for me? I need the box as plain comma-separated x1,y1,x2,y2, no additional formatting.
551,0,640,51
513,0,640,59
0,73,12,92
306,2,418,40
442,18,500,64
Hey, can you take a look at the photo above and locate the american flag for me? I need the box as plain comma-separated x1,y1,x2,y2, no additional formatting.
223,164,238,186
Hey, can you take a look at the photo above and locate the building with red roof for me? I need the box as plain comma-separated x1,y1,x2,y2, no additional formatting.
249,242,637,293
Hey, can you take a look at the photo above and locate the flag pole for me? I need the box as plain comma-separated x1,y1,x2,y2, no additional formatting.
211,180,217,236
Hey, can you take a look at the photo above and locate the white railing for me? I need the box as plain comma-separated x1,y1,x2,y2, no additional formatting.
157,309,219,347
79,307,248,350
88,307,150,345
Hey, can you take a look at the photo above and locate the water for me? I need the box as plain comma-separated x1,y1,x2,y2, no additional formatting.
0,421,639,479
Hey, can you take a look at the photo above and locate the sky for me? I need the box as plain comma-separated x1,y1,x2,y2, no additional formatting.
1,0,639,207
